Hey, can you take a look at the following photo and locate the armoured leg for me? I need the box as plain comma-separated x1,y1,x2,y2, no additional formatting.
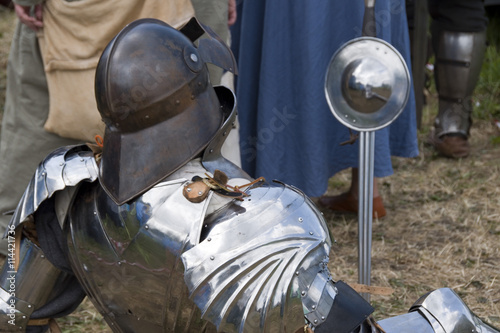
0,234,64,332
378,288,500,333
431,28,486,157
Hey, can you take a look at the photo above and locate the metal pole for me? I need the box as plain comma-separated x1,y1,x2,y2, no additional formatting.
358,130,375,301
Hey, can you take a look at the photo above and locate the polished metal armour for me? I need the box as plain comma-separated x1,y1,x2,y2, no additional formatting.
65,160,336,332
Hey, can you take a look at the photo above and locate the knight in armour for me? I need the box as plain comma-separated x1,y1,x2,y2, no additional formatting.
0,17,497,333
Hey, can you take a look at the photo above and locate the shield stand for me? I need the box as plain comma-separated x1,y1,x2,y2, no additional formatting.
325,0,410,303
358,130,375,301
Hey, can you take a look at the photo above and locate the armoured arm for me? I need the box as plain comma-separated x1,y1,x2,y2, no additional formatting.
7,145,98,232
379,288,500,333
0,145,97,331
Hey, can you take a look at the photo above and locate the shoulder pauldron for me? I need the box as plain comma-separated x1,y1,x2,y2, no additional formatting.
7,145,98,231
182,181,335,332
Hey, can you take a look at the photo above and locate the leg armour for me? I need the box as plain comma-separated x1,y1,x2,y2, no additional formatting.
0,236,63,331
379,288,500,333
432,28,486,138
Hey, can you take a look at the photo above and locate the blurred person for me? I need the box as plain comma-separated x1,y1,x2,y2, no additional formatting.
0,1,83,257
426,0,488,158
231,0,419,219
0,0,236,256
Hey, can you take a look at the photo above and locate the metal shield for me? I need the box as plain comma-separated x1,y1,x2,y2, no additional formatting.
324,37,411,132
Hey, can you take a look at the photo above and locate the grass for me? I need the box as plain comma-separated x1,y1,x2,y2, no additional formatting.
0,7,499,332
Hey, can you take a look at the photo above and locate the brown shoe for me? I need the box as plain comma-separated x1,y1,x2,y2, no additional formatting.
429,133,470,158
318,192,386,219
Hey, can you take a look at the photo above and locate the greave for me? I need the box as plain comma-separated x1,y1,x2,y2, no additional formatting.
433,29,486,138
0,235,63,331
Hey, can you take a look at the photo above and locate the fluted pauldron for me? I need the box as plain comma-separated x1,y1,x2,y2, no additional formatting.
7,145,98,231
182,181,335,332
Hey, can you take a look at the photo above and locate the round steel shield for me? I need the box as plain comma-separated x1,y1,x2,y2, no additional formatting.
325,37,410,131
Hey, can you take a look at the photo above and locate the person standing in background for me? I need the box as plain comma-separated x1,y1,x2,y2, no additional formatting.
426,0,488,158
0,1,83,258
231,0,419,218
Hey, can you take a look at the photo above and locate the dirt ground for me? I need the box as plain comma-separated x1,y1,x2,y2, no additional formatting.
0,6,499,332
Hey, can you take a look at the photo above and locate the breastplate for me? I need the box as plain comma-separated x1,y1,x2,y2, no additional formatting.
66,178,218,333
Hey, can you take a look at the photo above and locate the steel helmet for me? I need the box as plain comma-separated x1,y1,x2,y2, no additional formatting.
95,17,237,205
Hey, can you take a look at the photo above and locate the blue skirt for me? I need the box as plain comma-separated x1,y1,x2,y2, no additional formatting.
231,0,419,197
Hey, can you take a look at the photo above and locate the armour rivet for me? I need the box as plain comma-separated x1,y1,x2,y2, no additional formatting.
190,53,198,62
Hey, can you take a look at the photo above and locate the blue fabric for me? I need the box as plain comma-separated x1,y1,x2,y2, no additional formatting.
231,0,419,197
